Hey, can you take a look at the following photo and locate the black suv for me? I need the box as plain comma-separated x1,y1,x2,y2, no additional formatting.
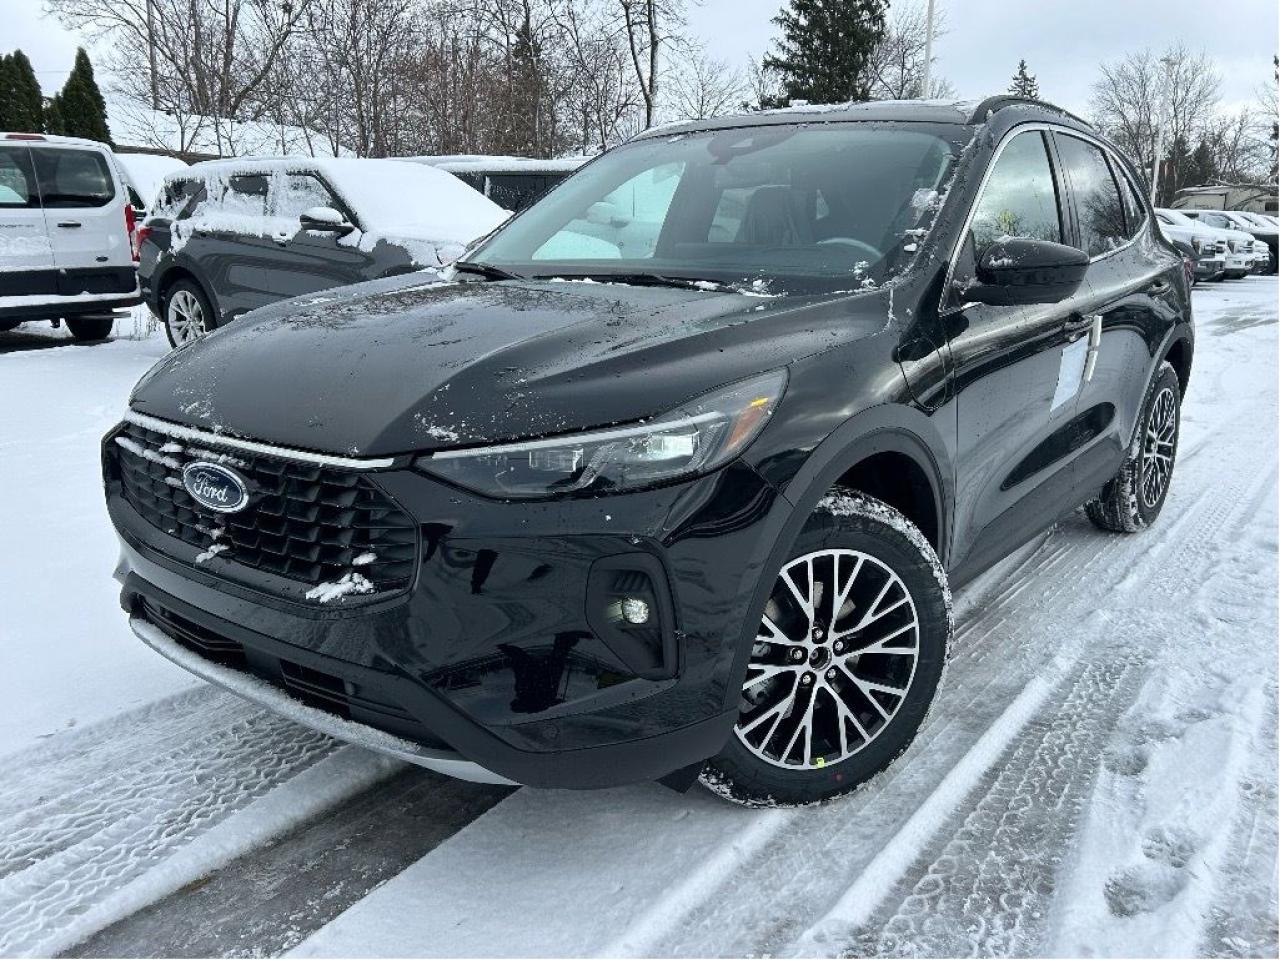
104,98,1192,806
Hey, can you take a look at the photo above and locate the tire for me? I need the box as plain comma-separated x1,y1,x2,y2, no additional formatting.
700,492,952,807
65,315,115,341
1085,362,1180,533
163,278,216,348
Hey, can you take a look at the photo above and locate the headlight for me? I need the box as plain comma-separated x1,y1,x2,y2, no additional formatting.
417,369,787,498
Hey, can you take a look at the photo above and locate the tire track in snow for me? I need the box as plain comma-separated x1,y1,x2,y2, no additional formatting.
0,688,396,957
647,321,1275,958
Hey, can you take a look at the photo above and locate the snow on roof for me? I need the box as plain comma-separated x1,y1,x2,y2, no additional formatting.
404,155,590,174
114,152,188,208
170,155,508,245
106,97,353,159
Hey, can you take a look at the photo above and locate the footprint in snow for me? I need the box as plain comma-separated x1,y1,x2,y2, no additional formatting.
1103,862,1189,917
1140,824,1198,869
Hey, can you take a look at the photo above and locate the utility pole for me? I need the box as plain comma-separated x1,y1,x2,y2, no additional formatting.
920,0,936,98
1150,54,1176,205
146,0,159,111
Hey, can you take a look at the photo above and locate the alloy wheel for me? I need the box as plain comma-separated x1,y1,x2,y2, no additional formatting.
168,289,207,344
1141,386,1177,508
734,548,920,770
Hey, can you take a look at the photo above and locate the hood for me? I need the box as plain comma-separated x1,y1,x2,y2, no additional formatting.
130,273,886,457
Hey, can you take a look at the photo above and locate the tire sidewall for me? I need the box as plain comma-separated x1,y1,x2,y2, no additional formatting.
703,496,951,806
163,279,216,348
1132,364,1181,526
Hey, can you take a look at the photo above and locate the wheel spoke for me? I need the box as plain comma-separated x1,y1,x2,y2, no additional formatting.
734,547,920,771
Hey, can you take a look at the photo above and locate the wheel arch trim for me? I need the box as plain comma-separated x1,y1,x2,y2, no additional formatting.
720,406,952,715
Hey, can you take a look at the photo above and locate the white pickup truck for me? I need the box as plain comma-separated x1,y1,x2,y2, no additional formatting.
1154,208,1227,282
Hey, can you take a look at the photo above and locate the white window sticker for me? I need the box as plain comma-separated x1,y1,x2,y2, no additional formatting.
1052,338,1089,411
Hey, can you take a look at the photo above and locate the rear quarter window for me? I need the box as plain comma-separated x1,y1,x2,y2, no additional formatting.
31,148,116,208
0,145,37,208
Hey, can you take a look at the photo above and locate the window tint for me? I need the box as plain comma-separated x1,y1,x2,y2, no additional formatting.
1056,135,1127,256
276,173,343,220
31,148,115,208
1113,159,1147,237
0,146,37,208
969,131,1062,258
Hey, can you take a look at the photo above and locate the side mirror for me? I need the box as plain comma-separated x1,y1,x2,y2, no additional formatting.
299,205,355,234
966,237,1089,306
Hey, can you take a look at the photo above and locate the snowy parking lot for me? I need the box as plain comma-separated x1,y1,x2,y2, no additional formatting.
0,278,1276,958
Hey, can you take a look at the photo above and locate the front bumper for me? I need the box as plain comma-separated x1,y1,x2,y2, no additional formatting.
107,426,788,789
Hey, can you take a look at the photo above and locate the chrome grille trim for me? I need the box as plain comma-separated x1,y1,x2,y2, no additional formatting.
123,411,397,471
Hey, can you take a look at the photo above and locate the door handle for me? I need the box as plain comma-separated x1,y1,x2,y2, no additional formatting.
56,221,82,228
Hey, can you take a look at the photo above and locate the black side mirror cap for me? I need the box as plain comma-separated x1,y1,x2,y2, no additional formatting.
965,237,1090,306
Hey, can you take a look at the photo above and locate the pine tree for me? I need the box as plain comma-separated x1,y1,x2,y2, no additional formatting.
44,94,65,136
1009,59,1039,100
762,0,887,106
56,49,111,144
0,56,15,131
0,50,45,133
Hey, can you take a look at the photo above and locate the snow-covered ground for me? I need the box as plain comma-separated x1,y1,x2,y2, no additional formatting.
0,279,1275,958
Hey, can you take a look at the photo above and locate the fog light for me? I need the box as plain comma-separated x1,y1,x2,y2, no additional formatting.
621,597,651,625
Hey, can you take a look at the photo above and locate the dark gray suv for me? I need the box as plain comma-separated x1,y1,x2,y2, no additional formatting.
137,157,507,346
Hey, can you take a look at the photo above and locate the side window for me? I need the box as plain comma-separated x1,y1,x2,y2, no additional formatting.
157,178,205,220
30,148,115,208
0,145,37,208
1055,134,1127,256
275,173,344,220
1112,158,1148,238
221,174,269,217
968,131,1063,258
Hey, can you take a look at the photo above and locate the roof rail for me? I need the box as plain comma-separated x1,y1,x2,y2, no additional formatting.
966,96,1092,129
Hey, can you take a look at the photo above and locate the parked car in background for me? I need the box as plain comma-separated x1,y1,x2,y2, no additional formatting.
404,155,588,212
113,151,189,215
1179,209,1277,275
0,132,140,341
1154,208,1226,282
139,157,508,346
1168,209,1260,279
106,97,1194,806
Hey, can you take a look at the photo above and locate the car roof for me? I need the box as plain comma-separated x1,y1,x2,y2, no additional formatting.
1,131,113,150
404,155,589,174
631,96,1092,140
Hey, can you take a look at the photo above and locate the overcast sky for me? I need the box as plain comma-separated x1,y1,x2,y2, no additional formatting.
5,0,1276,117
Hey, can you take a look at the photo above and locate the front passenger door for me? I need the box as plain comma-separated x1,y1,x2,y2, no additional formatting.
262,173,381,299
945,129,1095,582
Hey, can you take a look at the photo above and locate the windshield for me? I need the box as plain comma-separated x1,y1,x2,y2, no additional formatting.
467,123,965,294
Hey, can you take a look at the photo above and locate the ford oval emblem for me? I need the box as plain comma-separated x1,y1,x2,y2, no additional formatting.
182,462,250,513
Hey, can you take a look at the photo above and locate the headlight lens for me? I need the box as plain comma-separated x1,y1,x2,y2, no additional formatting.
416,369,787,498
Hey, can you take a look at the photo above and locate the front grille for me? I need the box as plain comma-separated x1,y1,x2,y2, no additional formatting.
113,419,417,598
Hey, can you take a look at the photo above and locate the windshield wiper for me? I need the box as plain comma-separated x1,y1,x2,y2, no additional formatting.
453,260,521,281
536,271,726,291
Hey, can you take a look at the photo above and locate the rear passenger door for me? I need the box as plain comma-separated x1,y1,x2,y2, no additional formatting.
30,145,133,275
196,172,280,319
0,144,53,289
946,128,1096,581
1052,132,1179,498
